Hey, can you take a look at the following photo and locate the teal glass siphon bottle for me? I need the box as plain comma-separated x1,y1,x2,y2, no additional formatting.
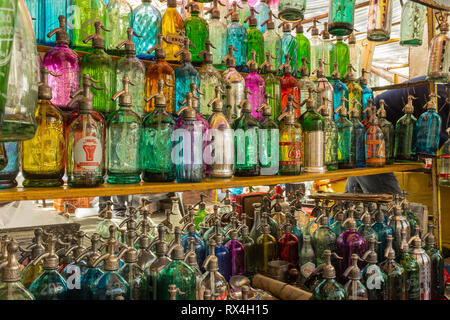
328,0,356,36
226,3,248,70
40,0,68,46
416,94,442,157
349,103,366,168
359,69,374,119
245,8,264,67
81,20,116,115
104,0,132,55
254,0,269,34
115,28,146,117
335,98,355,169
330,62,349,121
312,250,347,300
280,22,297,77
71,0,106,51
0,142,19,188
132,0,162,60
106,76,141,184
261,11,282,71
184,2,209,65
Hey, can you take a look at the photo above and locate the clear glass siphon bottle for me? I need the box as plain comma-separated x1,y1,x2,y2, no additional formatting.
261,11,282,71
377,99,395,164
330,61,349,121
320,23,336,79
104,0,132,55
399,0,427,47
343,253,368,300
206,0,227,69
222,45,246,122
361,238,387,300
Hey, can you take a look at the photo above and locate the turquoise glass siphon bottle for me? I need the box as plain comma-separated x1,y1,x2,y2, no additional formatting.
335,98,355,169
359,69,374,119
254,0,269,34
331,62,349,121
328,0,356,36
225,3,248,70
81,20,116,115
416,94,442,157
106,76,141,184
279,22,297,77
132,0,162,60
312,250,347,300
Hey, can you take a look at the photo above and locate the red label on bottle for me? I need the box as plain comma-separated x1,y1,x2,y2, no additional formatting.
279,141,302,165
74,136,102,171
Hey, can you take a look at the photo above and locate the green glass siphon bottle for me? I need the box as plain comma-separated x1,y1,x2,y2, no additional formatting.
328,0,356,36
71,0,106,51
157,245,196,300
106,75,141,184
299,235,316,284
379,235,407,300
146,229,171,300
293,22,311,74
260,53,281,121
377,99,395,165
423,224,445,300
317,98,338,171
312,250,347,300
394,95,418,161
238,225,256,277
244,7,264,66
312,216,337,266
257,98,280,176
334,36,349,81
398,229,420,300
184,2,209,65
104,0,132,55
399,0,427,47
22,67,65,187
81,20,116,115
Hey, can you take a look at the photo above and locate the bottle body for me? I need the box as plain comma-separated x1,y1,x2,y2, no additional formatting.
427,32,450,82
336,117,355,169
116,56,146,117
174,120,204,183
365,123,385,167
336,229,366,282
367,0,393,42
361,85,374,119
207,113,234,178
264,30,282,71
309,35,323,78
394,114,418,161
66,112,105,187
245,71,266,121
332,80,349,121
22,100,65,187
132,2,162,59
400,1,427,47
105,0,132,54
379,118,395,165
226,22,248,69
145,60,175,114
380,260,407,300
312,227,336,265
0,281,34,300
323,39,337,79
279,123,301,175
424,244,445,300
255,233,277,275
161,7,185,62
106,107,141,184
278,0,306,22
439,137,450,187
175,63,200,113
416,109,441,157
223,67,245,120
351,118,366,167
43,44,80,112
255,1,269,34
313,279,347,300
278,233,299,267
323,117,338,171
209,19,227,68
0,142,20,188
398,251,420,300
199,65,223,118
264,73,281,120
81,49,116,115
92,270,130,300
346,81,363,118
300,109,326,173
29,269,68,300
247,27,264,67
233,114,260,176
71,0,106,51
224,239,246,278
280,74,300,117
361,263,387,300
296,33,311,73
334,40,348,79
281,33,297,77
328,0,356,36
185,15,209,64
118,263,148,300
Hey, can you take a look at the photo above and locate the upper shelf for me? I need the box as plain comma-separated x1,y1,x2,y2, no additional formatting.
0,163,424,201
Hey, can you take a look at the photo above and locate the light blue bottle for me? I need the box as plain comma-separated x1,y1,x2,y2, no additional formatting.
280,22,297,77
42,0,68,46
132,0,161,60
174,38,200,113
359,69,374,121
226,7,248,70
255,0,270,35
416,93,441,157
24,0,40,42
331,62,349,121
372,204,393,263
0,142,19,188
28,236,68,300
349,103,366,168
174,93,204,183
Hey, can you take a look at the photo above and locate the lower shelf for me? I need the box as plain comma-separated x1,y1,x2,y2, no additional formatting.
0,163,424,201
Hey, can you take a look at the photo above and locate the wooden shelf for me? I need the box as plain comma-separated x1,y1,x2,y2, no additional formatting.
0,163,424,201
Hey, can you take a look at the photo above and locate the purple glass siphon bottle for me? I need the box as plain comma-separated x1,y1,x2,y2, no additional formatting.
244,49,266,121
224,229,246,278
43,15,80,113
336,218,366,283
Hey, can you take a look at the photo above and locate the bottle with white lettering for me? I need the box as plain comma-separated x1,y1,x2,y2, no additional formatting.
66,73,105,188
199,239,229,300
343,253,368,300
361,238,387,300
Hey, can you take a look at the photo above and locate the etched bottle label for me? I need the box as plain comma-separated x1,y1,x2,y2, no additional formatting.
304,131,324,168
279,141,302,165
74,136,102,171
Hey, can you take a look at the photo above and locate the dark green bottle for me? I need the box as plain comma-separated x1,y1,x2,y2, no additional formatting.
394,95,418,161
398,229,420,300
335,97,355,168
423,224,445,300
379,235,406,300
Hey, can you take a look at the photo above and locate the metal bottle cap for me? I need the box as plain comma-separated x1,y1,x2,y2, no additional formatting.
177,92,198,120
279,53,293,74
145,78,173,107
279,21,291,33
384,235,396,260
313,58,326,79
347,32,356,45
38,66,61,100
148,34,171,59
206,0,225,19
377,99,388,118
257,94,274,117
359,68,369,86
244,7,258,27
307,18,320,36
67,74,103,112
223,45,237,68
185,1,200,14
167,0,177,7
83,20,110,49
331,61,340,80
261,10,276,30
246,50,259,72
1,241,22,282
437,12,449,33
116,28,140,55
175,37,196,63
208,85,225,113
320,22,330,39
112,75,135,107
293,21,304,33
343,253,362,280
226,2,241,22
170,244,186,260
362,238,378,264
298,57,310,77
349,100,361,118
47,15,69,44
260,52,276,74
403,95,416,114
239,88,253,113
343,64,356,81
33,235,59,270
197,40,215,65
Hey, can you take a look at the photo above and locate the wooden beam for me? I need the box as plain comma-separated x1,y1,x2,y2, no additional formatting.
370,65,408,83
412,0,450,11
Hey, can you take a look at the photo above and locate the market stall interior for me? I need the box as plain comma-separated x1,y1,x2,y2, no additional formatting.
0,0,447,300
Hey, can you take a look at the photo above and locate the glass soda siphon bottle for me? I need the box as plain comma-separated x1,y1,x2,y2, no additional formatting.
20,229,45,288
320,23,336,79
394,95,418,161
244,7,264,67
207,86,234,178
245,50,266,121
197,41,225,118
66,74,105,187
222,45,246,122
106,75,142,184
312,59,334,119
22,67,65,187
184,2,209,65
239,224,256,277
260,53,281,120
193,194,210,231
280,54,300,117
423,224,445,300
299,88,327,173
232,88,261,176
29,235,68,300
182,224,206,268
367,0,393,42
200,239,229,300
307,18,323,78
416,93,442,157
317,98,338,171
328,0,356,36
293,21,310,73
347,32,361,78
361,238,387,300
71,0,106,51
43,15,80,113
377,99,395,164
357,211,379,250
278,223,299,267
343,253,368,300
209,234,232,282
225,3,248,70
359,69,374,118
255,223,277,275
81,20,116,115
161,0,185,63
254,0,269,34
0,241,34,300
427,12,450,82
257,97,280,176
132,0,162,60
399,0,427,47
277,98,301,175
312,215,337,266
409,237,432,300
25,0,39,42
224,229,246,278
344,64,363,119
380,235,407,300
439,129,450,187
388,202,411,258
312,250,347,300
206,0,227,69
363,105,386,167
398,229,420,300
330,61,349,121
90,228,130,300
297,57,317,116
335,98,355,169
261,11,282,71
104,0,132,55
349,102,366,168
145,34,176,114
278,0,306,22
115,28,146,117
279,22,297,77
372,203,393,263
146,230,171,300
174,37,201,113
174,92,204,183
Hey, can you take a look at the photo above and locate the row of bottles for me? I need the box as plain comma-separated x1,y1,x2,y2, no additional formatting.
4,188,443,300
